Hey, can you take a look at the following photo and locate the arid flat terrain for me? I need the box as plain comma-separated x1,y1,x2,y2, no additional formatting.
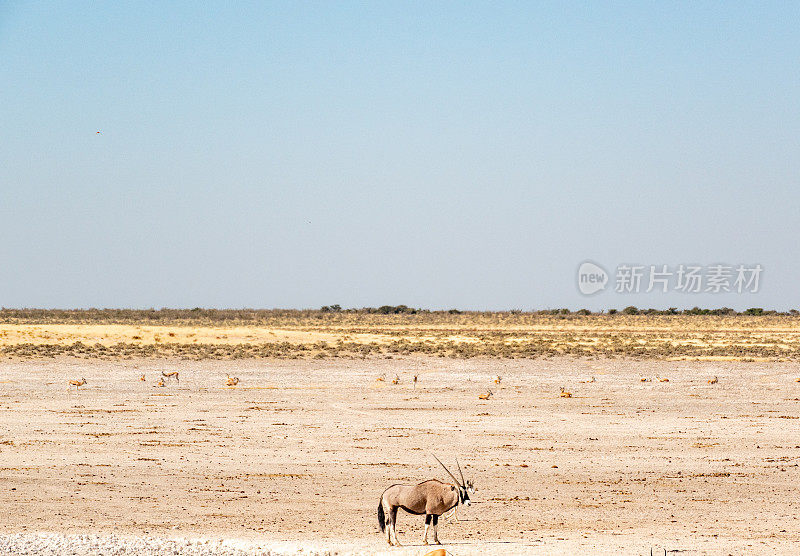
2,310,800,360
2,354,800,554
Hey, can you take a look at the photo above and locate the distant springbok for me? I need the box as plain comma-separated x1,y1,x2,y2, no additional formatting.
658,377,670,383
161,371,179,382
376,374,386,383
139,374,146,382
708,376,718,384
391,375,400,385
478,390,492,400
492,375,501,385
559,387,572,398
69,378,87,391
156,378,166,387
413,374,418,388
378,455,474,546
226,375,240,386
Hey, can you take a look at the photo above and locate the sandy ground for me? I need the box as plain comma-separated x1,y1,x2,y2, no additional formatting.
1,356,799,555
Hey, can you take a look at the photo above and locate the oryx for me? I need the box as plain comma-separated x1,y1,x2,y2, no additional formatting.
377,454,475,546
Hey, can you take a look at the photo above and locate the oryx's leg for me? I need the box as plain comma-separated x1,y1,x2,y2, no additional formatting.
423,514,432,544
382,501,392,545
432,514,440,544
389,506,401,546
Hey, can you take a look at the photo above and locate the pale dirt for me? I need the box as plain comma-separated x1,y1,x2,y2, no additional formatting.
0,324,343,346
1,356,799,554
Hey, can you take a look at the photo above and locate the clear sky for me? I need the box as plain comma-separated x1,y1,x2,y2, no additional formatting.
1,2,798,310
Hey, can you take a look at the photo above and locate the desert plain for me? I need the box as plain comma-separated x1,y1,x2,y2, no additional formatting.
1,310,799,555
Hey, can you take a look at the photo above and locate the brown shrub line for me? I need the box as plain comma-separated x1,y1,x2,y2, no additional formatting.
2,308,799,327
1,339,798,360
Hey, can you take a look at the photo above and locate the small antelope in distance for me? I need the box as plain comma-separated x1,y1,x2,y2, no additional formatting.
156,378,166,387
559,387,572,398
226,375,240,386
478,390,492,400
708,376,718,384
162,371,179,382
413,374,418,388
492,375,502,385
139,374,146,382
378,454,475,546
69,378,87,391
658,377,670,383
391,375,400,385
376,374,386,383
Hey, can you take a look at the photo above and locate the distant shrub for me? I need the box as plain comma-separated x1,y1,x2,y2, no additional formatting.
685,307,709,315
608,309,617,315
622,306,639,315
372,305,417,314
744,307,764,315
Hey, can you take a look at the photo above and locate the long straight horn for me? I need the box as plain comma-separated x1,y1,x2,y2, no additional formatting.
432,453,462,486
455,457,465,486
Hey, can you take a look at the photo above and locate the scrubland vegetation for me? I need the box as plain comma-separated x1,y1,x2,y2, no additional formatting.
1,308,799,360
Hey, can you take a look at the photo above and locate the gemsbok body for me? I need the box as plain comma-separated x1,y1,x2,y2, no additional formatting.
378,455,475,546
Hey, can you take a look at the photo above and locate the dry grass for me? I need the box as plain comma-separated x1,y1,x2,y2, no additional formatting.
1,310,800,360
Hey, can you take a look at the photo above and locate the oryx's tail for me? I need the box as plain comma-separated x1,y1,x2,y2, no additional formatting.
377,499,386,532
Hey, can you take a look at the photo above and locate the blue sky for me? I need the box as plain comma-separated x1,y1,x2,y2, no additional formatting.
1,2,798,310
